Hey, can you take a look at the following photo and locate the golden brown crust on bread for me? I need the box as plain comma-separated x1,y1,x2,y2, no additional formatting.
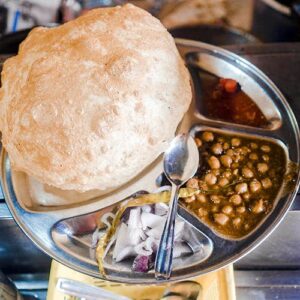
0,4,192,192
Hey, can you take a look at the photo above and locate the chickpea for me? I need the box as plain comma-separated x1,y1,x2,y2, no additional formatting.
243,192,251,201
237,206,246,214
186,178,199,189
212,185,219,191
241,146,251,155
214,213,229,225
226,149,234,157
257,163,269,173
217,137,225,143
233,154,241,163
249,180,262,193
247,162,254,168
201,183,209,191
262,154,269,162
202,131,214,142
239,155,245,162
210,195,221,204
261,178,272,189
232,163,239,169
231,138,241,147
226,191,234,196
219,177,229,187
205,173,217,185
249,153,258,160
235,183,248,194
244,223,250,230
208,156,221,169
235,148,242,154
220,155,232,167
223,142,230,150
212,205,219,213
198,208,208,217
233,217,242,227
211,143,223,155
196,193,207,203
250,143,258,149
242,167,254,178
212,169,221,176
252,199,265,214
198,180,205,187
233,169,239,176
195,138,202,147
261,145,271,153
222,205,233,214
223,170,232,178
184,195,196,203
230,194,242,205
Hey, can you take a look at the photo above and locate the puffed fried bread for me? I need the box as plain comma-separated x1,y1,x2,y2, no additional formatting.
0,4,192,192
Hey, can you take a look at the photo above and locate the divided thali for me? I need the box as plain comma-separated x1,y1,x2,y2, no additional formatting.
1,39,300,283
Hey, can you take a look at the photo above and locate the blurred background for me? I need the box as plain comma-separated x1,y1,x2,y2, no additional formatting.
0,0,299,46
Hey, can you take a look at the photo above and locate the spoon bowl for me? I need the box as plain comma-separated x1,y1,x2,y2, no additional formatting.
164,134,200,185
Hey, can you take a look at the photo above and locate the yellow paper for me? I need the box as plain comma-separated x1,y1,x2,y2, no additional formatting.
47,260,236,300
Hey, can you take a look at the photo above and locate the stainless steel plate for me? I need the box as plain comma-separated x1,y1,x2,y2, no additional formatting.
1,39,300,283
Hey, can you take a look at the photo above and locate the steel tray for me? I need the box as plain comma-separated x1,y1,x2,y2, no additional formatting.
1,39,300,283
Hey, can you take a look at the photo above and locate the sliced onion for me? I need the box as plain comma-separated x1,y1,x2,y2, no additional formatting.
115,246,136,262
128,229,144,246
134,241,153,256
113,223,130,260
103,233,117,258
155,203,169,216
141,212,165,229
103,195,203,272
132,255,153,273
145,236,157,251
139,229,147,241
146,225,164,239
141,205,152,213
127,208,142,229
91,228,100,248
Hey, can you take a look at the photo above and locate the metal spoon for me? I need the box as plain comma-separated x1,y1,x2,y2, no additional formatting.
56,278,131,300
155,133,200,280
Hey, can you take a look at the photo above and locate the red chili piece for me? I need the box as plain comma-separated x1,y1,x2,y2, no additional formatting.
220,78,238,93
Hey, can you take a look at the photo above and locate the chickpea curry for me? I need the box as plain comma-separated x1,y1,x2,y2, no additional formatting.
181,130,286,239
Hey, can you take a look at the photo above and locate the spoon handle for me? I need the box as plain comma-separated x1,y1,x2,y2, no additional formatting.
155,183,180,280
